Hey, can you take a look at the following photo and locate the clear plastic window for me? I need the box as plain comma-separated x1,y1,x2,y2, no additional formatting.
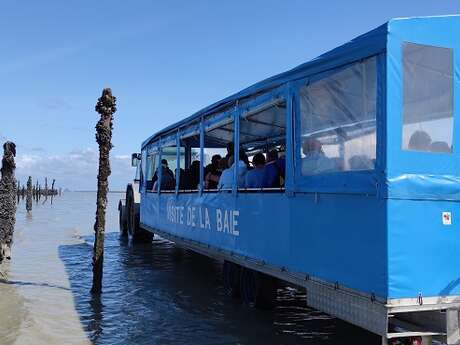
299,57,377,176
402,42,453,153
145,152,159,191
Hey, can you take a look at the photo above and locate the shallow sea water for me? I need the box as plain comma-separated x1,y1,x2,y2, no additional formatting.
0,192,379,345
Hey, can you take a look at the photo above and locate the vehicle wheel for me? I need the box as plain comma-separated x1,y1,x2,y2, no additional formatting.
118,200,128,237
126,187,153,243
223,261,241,298
240,267,277,309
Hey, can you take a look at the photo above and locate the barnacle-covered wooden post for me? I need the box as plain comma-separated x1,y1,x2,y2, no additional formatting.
26,176,32,213
51,179,55,204
0,142,17,262
34,181,38,202
16,181,20,203
43,177,48,203
91,88,116,294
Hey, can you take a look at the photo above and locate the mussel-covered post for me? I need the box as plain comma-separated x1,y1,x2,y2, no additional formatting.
0,142,17,262
91,88,116,294
51,179,55,204
26,176,32,212
16,181,20,203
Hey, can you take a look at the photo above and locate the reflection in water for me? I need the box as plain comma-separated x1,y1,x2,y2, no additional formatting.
59,232,378,345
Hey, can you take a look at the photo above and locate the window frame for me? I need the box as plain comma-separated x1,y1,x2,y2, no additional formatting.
293,53,384,195
236,86,289,194
401,41,454,154
143,145,160,194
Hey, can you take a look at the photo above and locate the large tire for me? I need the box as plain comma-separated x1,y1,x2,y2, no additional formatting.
223,261,241,298
118,200,128,237
126,186,153,243
240,267,277,309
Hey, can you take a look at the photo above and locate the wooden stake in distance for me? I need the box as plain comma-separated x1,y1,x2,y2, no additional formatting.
26,176,32,212
91,88,116,294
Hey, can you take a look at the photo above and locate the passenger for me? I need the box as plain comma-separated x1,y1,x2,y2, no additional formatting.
190,160,201,189
245,153,265,188
241,150,250,168
276,155,286,181
152,159,174,187
408,130,431,151
175,168,188,190
204,154,222,189
218,157,233,189
301,138,335,175
262,150,281,188
152,162,176,191
218,151,248,190
218,157,228,176
163,159,175,180
225,142,234,160
430,141,451,153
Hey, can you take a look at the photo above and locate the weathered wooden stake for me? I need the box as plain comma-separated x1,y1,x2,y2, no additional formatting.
16,180,20,203
91,88,116,294
0,142,17,262
26,176,32,212
51,179,55,204
42,177,48,204
35,181,38,202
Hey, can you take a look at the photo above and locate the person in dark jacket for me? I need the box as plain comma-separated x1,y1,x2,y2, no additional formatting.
153,159,175,191
262,150,281,188
204,154,222,189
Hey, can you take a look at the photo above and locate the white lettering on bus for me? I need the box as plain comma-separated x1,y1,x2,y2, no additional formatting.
205,208,211,230
223,211,230,233
165,199,239,236
216,209,222,232
232,210,239,236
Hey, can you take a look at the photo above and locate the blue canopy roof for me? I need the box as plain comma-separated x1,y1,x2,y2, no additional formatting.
142,20,391,149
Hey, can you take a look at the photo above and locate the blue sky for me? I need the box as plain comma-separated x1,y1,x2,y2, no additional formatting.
1,1,458,190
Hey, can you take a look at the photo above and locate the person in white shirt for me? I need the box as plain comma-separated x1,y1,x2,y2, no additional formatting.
301,138,335,175
218,152,248,189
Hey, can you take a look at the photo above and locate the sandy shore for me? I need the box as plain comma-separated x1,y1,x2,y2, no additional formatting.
0,267,25,345
0,204,91,345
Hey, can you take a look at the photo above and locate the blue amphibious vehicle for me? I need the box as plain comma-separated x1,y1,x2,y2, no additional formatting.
124,15,460,345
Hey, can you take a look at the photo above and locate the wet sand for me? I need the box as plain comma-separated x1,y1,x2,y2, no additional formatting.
0,196,94,345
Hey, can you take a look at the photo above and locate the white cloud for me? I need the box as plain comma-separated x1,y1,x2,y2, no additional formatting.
15,148,134,191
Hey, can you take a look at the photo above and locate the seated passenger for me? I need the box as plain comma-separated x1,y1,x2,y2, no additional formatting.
225,142,234,160
408,130,431,151
215,157,227,187
175,168,188,190
276,155,286,181
152,164,176,191
430,141,451,153
218,152,248,190
301,138,335,175
204,154,222,189
262,150,282,188
152,159,175,187
190,160,201,189
245,153,266,188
